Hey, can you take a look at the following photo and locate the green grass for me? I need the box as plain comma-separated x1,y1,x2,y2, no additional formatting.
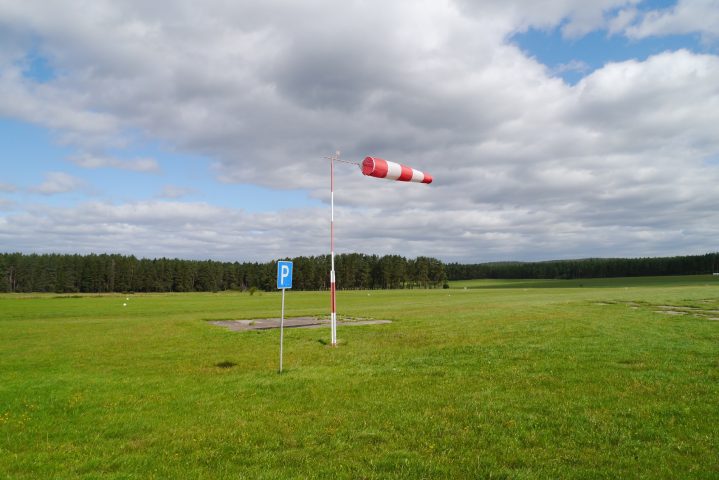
450,274,719,289
1,276,718,479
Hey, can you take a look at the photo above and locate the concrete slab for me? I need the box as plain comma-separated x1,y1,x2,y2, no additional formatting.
209,317,391,331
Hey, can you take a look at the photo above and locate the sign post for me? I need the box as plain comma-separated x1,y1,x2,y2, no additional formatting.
277,261,293,373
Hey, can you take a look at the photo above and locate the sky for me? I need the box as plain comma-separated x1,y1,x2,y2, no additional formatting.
1,0,718,263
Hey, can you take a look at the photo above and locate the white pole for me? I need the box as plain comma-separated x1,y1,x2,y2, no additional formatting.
279,287,285,373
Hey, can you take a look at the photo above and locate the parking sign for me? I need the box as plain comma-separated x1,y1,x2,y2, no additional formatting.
277,261,293,289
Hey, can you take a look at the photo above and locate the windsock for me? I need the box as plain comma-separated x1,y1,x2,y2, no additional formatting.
361,157,433,184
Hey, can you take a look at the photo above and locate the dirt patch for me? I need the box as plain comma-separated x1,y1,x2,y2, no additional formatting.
652,304,719,320
209,317,392,332
599,301,719,321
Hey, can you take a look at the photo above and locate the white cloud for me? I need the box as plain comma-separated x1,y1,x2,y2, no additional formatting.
607,7,638,35
0,201,324,260
552,59,591,75
624,0,719,41
68,153,160,172
454,0,642,37
0,191,716,262
31,172,86,195
0,182,18,193
0,67,123,149
570,50,719,150
158,185,194,199
0,1,718,261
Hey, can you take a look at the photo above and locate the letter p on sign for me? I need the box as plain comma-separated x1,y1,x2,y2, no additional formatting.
277,261,293,289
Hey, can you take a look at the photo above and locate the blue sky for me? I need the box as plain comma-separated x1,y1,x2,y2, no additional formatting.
513,28,709,84
1,0,718,262
1,118,320,212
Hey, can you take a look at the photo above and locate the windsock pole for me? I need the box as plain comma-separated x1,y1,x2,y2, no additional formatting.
329,151,338,346
323,151,359,347
323,152,427,348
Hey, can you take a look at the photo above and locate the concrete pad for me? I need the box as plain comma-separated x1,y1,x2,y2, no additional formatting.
209,317,391,331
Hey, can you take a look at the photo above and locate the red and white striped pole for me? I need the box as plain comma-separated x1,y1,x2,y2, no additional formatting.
323,152,431,347
329,151,338,346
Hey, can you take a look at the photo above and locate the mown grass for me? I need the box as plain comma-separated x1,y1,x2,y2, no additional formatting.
450,274,719,289
1,276,718,479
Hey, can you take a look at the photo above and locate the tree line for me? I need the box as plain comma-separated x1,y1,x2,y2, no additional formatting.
2,251,717,293
445,253,719,280
0,252,447,293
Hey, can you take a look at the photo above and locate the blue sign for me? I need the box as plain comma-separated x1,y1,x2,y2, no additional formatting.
277,261,293,289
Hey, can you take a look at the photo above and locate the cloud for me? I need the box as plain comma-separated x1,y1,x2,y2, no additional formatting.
157,185,194,199
68,153,160,172
570,50,719,151
607,7,638,35
0,192,717,262
31,172,86,195
552,59,591,75
0,182,18,193
0,66,123,149
0,1,718,261
623,0,719,42
0,201,325,261
455,0,642,37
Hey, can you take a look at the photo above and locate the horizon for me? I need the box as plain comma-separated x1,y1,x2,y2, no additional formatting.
2,249,717,266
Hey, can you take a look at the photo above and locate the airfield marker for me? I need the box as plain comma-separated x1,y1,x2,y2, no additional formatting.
323,152,432,347
324,151,349,347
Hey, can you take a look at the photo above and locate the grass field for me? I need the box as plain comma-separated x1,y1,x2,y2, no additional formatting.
1,276,718,479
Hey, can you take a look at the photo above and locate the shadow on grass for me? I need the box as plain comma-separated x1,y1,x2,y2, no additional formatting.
215,361,237,369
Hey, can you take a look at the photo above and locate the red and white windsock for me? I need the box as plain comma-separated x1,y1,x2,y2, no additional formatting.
361,157,433,184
